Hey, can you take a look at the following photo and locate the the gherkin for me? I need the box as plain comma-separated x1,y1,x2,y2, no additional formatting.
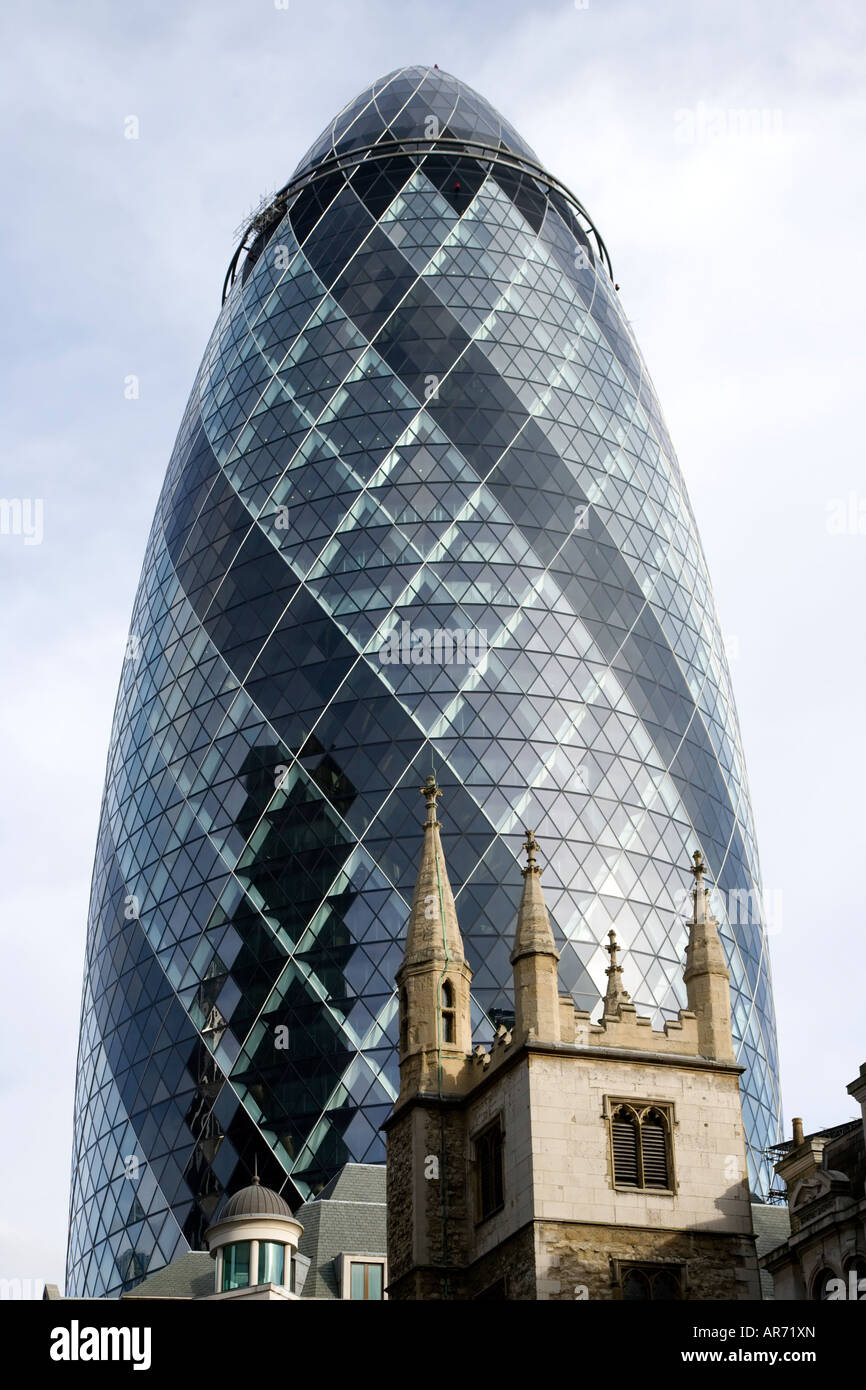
67,66,781,1297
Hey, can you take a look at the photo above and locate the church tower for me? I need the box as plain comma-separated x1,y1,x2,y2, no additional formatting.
386,806,761,1300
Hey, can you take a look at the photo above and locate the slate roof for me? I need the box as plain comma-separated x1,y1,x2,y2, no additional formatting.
751,1202,792,1300
117,1164,386,1301
297,1163,387,1300
121,1252,214,1300
314,1162,387,1206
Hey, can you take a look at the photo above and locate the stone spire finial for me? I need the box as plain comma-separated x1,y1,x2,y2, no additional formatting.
401,776,466,969
691,849,708,924
522,828,540,875
683,848,734,1061
511,832,558,964
602,929,632,1015
421,773,441,826
510,830,561,1043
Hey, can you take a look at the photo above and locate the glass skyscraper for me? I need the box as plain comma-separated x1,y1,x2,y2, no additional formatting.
68,66,781,1297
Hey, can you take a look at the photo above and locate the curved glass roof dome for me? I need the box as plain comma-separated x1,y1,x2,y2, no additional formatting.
293,65,540,178
223,64,611,303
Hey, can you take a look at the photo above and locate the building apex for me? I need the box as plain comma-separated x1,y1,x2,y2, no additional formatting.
511,832,559,964
690,849,709,923
421,772,441,824
400,777,466,970
602,929,632,1015
684,849,726,972
683,847,735,1062
522,828,541,876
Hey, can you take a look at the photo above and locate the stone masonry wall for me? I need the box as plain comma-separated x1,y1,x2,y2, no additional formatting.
536,1221,760,1300
386,1111,414,1289
526,1052,754,1236
386,1100,469,1300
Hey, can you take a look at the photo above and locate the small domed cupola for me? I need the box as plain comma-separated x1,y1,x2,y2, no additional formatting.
204,1164,306,1300
220,1175,295,1222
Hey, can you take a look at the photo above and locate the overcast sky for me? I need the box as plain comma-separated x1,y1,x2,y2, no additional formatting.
1,0,864,1293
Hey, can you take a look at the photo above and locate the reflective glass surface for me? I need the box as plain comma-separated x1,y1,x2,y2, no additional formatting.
258,1241,285,1286
67,65,781,1297
221,1242,250,1291
350,1261,384,1300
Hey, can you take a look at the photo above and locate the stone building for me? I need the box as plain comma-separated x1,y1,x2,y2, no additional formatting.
384,777,761,1300
760,1066,866,1300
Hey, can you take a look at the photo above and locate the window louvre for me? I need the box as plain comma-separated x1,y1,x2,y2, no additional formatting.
612,1111,639,1186
641,1114,669,1188
610,1102,672,1190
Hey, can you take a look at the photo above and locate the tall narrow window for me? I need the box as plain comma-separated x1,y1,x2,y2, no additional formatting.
441,979,455,1044
257,1241,285,1286
641,1109,670,1189
399,987,408,1053
612,1106,640,1186
221,1241,251,1291
610,1102,672,1190
475,1117,504,1220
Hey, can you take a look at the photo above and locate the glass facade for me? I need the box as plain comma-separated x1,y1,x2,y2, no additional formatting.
67,65,781,1297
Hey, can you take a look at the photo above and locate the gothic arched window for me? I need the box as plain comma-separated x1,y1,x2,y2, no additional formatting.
811,1267,840,1301
621,1264,682,1300
610,1103,672,1190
